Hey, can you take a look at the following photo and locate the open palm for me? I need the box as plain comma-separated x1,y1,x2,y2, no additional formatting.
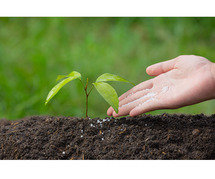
107,55,215,117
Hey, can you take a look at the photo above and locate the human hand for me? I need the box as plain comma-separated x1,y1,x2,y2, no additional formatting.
107,55,215,117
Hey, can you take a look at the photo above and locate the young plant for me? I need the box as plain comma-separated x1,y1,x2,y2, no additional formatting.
45,71,134,117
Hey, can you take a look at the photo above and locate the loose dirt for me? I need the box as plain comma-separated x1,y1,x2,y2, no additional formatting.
0,113,215,159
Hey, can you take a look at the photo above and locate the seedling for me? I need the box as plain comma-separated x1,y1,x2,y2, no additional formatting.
45,71,134,117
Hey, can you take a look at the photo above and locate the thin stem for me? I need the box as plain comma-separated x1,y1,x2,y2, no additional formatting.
79,79,85,89
85,78,88,90
79,78,94,118
85,85,94,118
79,79,88,118
86,93,89,118
88,85,94,96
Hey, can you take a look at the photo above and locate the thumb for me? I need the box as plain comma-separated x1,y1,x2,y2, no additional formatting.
146,58,177,76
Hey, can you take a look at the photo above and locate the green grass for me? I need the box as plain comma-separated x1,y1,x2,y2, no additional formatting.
0,17,215,120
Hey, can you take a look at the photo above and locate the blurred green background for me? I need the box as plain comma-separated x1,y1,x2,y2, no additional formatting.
0,17,215,120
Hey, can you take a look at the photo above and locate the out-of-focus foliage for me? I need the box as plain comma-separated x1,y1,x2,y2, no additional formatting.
0,17,215,120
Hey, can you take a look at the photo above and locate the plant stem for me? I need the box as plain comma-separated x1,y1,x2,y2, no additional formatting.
85,78,89,118
86,85,94,118
88,85,94,96
86,92,89,118
79,78,94,118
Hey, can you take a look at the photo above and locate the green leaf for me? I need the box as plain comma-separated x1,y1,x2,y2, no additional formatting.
93,82,119,113
56,71,81,82
45,71,81,105
96,73,135,86
56,75,67,82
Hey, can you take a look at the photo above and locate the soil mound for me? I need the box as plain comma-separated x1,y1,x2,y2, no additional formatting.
1,114,215,159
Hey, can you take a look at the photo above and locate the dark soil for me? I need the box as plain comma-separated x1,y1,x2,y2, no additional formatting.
1,113,215,160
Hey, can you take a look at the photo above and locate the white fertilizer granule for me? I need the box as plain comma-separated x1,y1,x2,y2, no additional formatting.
120,92,156,108
127,92,133,97
137,98,155,107
127,88,150,98
162,86,169,93
90,123,95,127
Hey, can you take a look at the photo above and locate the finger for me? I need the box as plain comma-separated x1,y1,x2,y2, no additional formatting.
146,58,178,76
107,80,153,116
113,93,156,117
118,89,152,108
129,98,160,116
107,106,114,116
118,80,153,101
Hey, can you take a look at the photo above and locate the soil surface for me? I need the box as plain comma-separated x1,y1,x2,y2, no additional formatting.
0,113,215,160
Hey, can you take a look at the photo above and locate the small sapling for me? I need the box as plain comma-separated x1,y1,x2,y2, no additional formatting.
45,71,134,117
